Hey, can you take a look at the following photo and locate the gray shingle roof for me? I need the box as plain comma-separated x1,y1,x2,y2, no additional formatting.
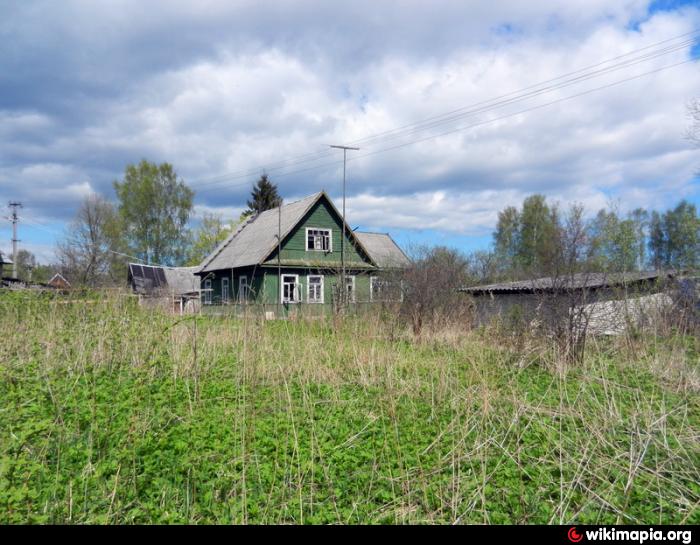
198,193,322,273
354,232,410,268
459,271,676,295
163,266,201,294
198,191,385,273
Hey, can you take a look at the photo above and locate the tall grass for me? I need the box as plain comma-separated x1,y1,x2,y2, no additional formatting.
0,290,698,524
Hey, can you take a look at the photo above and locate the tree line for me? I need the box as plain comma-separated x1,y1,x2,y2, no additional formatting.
12,168,699,288
492,194,699,279
14,160,282,286
400,196,699,338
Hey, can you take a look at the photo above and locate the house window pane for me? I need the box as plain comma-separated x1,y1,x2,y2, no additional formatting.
345,276,355,302
282,275,300,303
222,277,230,303
370,277,401,302
203,279,212,305
308,275,323,303
306,228,331,252
238,276,249,303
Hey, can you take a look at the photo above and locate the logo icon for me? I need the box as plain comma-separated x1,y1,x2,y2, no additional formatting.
568,527,583,543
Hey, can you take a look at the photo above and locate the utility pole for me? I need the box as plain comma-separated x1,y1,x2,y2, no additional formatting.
277,198,282,317
329,145,359,306
8,202,22,279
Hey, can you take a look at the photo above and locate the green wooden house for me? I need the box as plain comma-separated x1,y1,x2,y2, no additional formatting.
196,191,409,314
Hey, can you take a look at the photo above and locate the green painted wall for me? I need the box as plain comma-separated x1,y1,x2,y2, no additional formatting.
268,198,372,267
201,267,377,307
198,195,393,312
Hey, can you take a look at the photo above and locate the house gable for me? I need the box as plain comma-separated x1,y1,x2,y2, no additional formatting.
198,191,383,274
263,194,375,269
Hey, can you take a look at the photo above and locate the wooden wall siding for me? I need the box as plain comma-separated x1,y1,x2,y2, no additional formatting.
203,268,375,306
272,199,372,266
259,268,373,305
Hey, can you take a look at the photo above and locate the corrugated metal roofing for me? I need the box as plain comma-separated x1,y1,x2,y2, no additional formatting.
459,271,676,295
128,263,200,295
354,232,410,268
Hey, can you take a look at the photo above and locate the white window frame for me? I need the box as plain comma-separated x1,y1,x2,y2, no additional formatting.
345,275,356,303
238,275,249,303
221,277,230,303
281,274,301,304
305,227,332,252
370,276,402,302
203,278,212,305
307,274,324,304
370,276,381,302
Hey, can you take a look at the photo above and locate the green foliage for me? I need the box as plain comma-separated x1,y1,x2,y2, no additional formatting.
7,250,54,283
649,210,666,268
186,213,239,266
590,209,639,272
493,195,699,277
244,173,281,217
648,201,700,270
494,206,520,272
517,194,560,272
492,194,562,277
113,160,194,266
0,293,698,524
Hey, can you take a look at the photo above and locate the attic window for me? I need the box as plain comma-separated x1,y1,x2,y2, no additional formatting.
306,228,332,252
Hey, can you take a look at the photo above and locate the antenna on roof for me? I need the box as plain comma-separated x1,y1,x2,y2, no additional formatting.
277,196,283,316
329,145,359,306
8,201,22,279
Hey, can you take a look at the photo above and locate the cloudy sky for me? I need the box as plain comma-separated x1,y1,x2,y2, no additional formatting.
1,0,699,262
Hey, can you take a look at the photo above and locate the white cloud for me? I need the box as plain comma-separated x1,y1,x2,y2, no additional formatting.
0,1,698,258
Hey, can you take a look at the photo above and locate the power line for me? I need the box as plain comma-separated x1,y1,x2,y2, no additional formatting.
188,28,700,188
343,35,699,148
190,55,696,196
343,38,696,147
352,58,696,161
190,43,696,192
16,58,695,245
20,215,168,267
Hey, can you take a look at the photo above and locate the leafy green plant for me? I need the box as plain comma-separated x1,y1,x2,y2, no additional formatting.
0,291,698,524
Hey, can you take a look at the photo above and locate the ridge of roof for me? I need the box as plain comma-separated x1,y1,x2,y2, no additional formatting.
255,191,326,265
259,191,379,268
196,213,258,272
459,270,676,294
354,231,410,268
197,191,380,272
197,192,324,273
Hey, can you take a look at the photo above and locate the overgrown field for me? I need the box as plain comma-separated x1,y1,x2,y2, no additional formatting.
1,292,698,524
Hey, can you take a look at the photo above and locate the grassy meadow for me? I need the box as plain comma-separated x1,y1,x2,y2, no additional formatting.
0,291,698,524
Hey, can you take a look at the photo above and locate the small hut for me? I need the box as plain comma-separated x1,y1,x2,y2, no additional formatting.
0,252,13,280
47,273,71,290
459,271,678,334
127,263,201,314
